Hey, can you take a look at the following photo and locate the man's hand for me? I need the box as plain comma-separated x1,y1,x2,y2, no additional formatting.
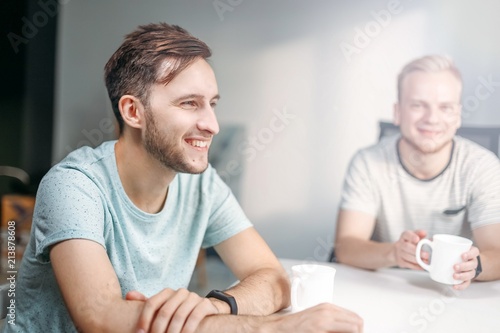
126,288,218,333
452,246,480,291
270,303,363,333
392,230,428,270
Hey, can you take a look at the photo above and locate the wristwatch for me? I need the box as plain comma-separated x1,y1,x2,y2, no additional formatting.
474,255,482,279
206,289,238,315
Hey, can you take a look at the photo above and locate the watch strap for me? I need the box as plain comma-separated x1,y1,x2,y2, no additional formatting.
206,289,238,315
474,255,482,279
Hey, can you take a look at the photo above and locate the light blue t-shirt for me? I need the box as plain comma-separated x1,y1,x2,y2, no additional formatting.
2,141,252,332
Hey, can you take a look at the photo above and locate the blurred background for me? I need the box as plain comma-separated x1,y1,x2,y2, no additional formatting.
2,0,500,261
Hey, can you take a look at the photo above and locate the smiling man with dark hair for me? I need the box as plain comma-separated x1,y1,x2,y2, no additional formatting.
3,22,362,333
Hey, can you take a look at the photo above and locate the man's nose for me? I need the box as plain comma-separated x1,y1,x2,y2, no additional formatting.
423,105,440,123
197,105,219,135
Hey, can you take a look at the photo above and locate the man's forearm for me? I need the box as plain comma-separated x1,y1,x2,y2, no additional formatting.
223,267,290,316
197,304,364,333
197,312,303,333
196,314,269,333
335,237,396,270
476,249,500,281
71,297,144,333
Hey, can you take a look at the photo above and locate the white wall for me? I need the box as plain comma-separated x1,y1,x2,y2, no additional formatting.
53,0,500,260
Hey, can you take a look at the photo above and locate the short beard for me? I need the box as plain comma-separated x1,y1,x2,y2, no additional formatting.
401,135,452,155
143,110,208,174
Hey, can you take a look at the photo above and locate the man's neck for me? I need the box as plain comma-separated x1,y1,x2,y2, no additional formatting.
115,137,175,214
397,138,454,180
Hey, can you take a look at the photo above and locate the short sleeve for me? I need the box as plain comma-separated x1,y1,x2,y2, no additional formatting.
468,154,500,229
339,150,380,216
33,166,106,263
201,169,252,248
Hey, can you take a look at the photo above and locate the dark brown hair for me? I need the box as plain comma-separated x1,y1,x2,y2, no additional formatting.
104,22,212,133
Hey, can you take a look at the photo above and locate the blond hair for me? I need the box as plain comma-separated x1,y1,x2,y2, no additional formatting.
397,55,462,101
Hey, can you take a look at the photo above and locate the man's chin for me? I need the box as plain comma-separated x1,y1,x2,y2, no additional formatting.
175,163,209,175
188,167,209,175
412,140,452,155
402,134,451,153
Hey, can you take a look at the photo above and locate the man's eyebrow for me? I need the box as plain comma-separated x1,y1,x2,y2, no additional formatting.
172,94,220,103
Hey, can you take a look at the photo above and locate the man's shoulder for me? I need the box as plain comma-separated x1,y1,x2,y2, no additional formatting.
451,136,500,182
351,134,399,163
61,141,116,167
42,141,117,187
454,136,500,165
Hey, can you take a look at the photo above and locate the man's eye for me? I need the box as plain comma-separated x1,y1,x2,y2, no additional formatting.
440,105,454,113
181,101,196,107
210,102,217,108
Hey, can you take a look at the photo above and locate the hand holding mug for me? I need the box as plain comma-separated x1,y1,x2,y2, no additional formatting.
393,229,428,270
451,245,480,290
415,234,472,285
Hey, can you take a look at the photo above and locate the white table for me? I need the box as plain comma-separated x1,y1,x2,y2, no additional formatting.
279,258,500,333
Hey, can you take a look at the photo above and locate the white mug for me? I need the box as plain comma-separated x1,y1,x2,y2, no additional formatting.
415,234,472,285
290,264,336,312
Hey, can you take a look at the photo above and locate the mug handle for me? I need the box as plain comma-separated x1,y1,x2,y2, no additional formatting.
415,239,432,271
291,277,301,310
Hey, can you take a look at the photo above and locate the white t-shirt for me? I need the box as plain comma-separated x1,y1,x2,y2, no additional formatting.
340,135,500,243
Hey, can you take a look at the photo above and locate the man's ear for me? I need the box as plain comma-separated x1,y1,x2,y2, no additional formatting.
393,102,401,126
118,95,144,129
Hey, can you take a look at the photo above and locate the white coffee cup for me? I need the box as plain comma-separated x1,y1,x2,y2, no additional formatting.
290,264,336,312
415,234,472,285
